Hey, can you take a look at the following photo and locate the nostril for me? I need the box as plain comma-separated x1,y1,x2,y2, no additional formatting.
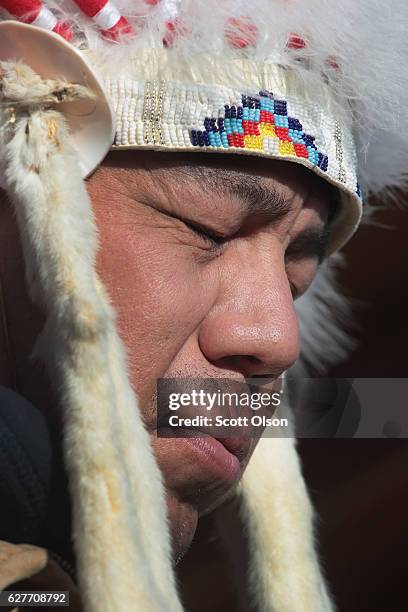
211,355,259,376
213,355,284,379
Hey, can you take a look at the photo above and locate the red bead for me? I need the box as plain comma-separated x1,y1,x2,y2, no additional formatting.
263,111,274,124
294,143,308,158
275,127,289,139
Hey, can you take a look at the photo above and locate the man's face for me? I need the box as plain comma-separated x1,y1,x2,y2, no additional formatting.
0,151,331,559
86,151,331,558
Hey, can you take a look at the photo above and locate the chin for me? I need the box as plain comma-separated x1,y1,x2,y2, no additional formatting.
151,433,247,560
167,495,199,562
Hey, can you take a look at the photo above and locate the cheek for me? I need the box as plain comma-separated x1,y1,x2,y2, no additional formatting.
94,214,219,402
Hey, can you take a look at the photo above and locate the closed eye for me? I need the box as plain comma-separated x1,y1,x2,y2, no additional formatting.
177,217,225,248
285,226,330,264
184,222,224,247
152,204,226,248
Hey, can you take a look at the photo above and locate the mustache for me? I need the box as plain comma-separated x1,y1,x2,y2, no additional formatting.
144,369,282,431
154,376,282,429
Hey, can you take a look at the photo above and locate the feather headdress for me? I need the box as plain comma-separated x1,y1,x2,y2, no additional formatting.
0,2,407,611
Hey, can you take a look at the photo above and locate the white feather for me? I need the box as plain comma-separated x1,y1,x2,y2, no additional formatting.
37,0,408,200
294,255,357,374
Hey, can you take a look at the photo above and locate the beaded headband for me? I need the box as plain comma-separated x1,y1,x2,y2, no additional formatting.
104,62,361,252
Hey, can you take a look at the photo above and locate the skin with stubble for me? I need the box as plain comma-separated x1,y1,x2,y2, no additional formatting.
0,151,332,560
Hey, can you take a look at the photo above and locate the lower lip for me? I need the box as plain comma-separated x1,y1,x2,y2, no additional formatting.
159,429,242,484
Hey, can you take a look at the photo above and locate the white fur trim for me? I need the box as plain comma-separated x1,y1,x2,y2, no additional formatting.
241,432,335,612
0,64,182,612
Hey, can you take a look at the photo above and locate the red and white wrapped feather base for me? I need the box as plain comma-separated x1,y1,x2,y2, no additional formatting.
72,0,132,41
0,0,72,39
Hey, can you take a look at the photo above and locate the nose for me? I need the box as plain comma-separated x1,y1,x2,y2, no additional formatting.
198,240,300,377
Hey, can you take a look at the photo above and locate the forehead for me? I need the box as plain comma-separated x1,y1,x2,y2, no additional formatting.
99,152,333,261
103,150,335,215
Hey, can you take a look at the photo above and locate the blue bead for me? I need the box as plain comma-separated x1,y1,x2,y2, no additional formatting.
191,130,198,144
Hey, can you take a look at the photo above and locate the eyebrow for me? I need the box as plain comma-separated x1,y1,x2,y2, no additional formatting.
168,164,332,259
176,166,294,224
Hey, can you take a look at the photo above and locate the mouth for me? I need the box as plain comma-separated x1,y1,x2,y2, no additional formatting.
153,376,276,513
213,434,253,464
183,434,243,481
156,426,253,485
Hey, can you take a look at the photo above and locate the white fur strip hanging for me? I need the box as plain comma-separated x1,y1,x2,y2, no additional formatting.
241,435,335,612
0,62,182,612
